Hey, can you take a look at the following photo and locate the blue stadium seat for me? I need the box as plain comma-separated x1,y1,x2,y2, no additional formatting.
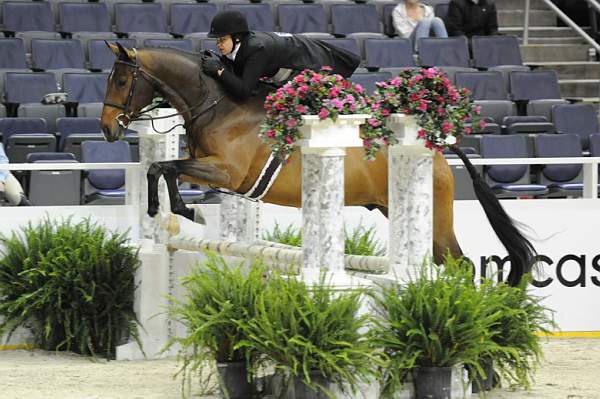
321,38,360,58
223,3,275,32
0,117,56,163
62,72,108,118
2,1,54,32
472,35,523,69
56,117,104,157
552,103,599,152
81,140,131,205
418,36,470,67
170,3,217,36
26,152,81,206
510,70,567,121
364,38,415,69
534,133,585,197
331,4,380,35
31,39,86,70
382,3,398,36
480,134,548,198
0,38,27,69
115,3,168,34
278,3,328,34
59,2,111,33
455,71,509,101
4,72,66,132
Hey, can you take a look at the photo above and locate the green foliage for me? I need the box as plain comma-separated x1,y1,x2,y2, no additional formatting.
165,253,268,390
238,273,379,398
477,275,556,390
344,225,386,256
370,256,502,397
0,217,140,358
262,223,302,247
263,223,386,256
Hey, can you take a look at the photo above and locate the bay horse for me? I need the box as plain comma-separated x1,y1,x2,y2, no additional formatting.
100,43,535,286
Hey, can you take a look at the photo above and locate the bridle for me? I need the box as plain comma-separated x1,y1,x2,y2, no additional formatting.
103,49,225,133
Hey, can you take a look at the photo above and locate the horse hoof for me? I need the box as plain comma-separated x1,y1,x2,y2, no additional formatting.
147,206,158,217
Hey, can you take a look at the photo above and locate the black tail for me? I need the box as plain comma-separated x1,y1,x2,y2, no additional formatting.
449,145,536,286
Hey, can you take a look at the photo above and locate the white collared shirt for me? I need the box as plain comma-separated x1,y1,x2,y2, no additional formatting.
225,42,241,61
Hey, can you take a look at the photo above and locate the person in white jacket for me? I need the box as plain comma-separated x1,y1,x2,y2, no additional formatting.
0,143,31,206
392,0,448,49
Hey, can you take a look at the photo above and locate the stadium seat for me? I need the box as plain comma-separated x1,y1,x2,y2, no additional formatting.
62,72,108,117
534,133,585,198
552,103,599,152
170,2,217,36
0,117,56,163
223,3,275,32
509,70,567,121
471,35,523,69
0,38,27,69
81,140,131,205
418,36,470,67
56,117,102,152
88,39,136,71
364,38,415,69
1,1,54,33
480,134,548,198
331,4,381,35
115,3,168,34
143,39,194,52
26,152,81,206
58,2,112,34
278,3,328,34
350,71,393,95
31,39,86,70
321,38,360,58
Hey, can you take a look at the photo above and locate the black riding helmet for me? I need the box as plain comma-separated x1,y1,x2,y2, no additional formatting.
207,10,250,38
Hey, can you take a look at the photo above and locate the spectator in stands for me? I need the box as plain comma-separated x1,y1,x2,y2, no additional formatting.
0,143,31,206
201,10,361,100
392,0,448,49
447,0,500,38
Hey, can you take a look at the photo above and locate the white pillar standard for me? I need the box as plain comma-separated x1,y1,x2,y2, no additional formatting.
386,114,434,281
219,195,261,242
297,114,368,275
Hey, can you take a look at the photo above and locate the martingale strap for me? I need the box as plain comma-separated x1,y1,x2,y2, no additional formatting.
240,153,284,200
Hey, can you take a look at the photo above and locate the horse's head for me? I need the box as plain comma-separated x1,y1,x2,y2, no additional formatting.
101,42,155,142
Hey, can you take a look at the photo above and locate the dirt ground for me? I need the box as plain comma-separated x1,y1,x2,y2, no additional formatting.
0,338,598,399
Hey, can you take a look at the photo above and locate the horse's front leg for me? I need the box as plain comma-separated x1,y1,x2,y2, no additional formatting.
147,162,162,217
147,158,231,221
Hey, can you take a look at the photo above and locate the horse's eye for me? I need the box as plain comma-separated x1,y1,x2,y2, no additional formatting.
116,77,127,87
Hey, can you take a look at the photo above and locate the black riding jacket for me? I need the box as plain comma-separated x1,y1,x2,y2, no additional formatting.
218,31,361,100
447,0,499,38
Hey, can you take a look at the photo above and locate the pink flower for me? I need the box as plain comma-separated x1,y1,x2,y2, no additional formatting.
354,84,364,93
475,105,482,114
413,74,423,82
329,87,341,98
295,105,308,113
321,65,333,72
343,94,355,104
330,98,344,110
363,138,372,148
423,68,437,79
286,119,298,128
479,119,487,130
293,74,306,84
318,108,330,119
464,127,472,135
371,102,381,112
310,74,323,84
266,129,276,138
285,136,294,145
442,120,454,133
418,129,427,139
286,87,296,96
349,103,357,112
425,141,434,150
381,109,390,117
298,85,309,95
390,77,402,87
367,118,380,127
417,101,428,112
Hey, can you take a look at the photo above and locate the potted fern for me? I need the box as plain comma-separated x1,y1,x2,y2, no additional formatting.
238,272,379,399
473,276,556,393
0,217,140,359
165,253,267,399
370,256,501,399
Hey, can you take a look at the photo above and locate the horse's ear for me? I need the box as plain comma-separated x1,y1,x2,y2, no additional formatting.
107,41,120,57
114,41,135,62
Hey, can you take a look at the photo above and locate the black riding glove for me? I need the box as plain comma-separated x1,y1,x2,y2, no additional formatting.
202,58,224,78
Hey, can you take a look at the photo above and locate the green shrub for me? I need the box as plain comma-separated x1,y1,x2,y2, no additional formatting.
238,273,378,398
370,256,502,397
262,223,302,247
478,275,556,390
0,217,140,358
166,253,268,385
263,223,386,256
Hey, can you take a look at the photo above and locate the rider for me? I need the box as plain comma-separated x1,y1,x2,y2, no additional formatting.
201,10,361,100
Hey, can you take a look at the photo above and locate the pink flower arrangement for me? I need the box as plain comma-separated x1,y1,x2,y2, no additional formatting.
361,68,482,158
260,67,368,160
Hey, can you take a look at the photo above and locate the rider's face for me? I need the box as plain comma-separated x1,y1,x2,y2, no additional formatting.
217,35,234,55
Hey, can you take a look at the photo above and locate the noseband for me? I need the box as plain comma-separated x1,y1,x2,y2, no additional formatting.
103,49,224,132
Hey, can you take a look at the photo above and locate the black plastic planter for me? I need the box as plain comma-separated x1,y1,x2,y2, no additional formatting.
472,358,494,393
217,362,252,399
293,371,330,399
414,366,453,399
